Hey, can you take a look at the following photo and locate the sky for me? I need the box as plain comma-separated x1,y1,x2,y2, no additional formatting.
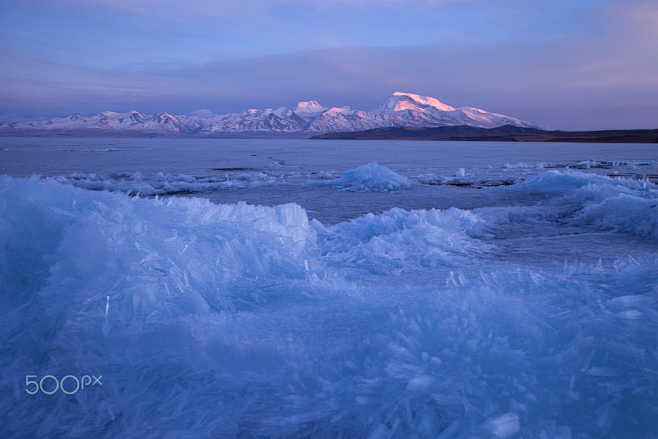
0,0,657,129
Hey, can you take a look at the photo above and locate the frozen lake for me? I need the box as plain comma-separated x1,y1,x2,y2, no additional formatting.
1,137,657,438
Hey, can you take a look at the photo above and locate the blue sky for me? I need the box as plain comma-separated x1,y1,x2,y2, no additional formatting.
1,0,657,129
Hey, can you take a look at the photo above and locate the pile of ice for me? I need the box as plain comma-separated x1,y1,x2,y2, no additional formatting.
51,170,277,196
335,162,411,191
512,171,658,239
314,206,489,274
1,174,658,438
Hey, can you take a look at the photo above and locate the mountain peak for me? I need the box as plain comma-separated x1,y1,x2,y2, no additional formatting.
295,100,324,113
100,110,120,118
386,92,456,112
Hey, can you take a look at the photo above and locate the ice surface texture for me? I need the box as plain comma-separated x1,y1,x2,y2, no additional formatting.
1,171,657,438
52,164,411,196
51,170,277,196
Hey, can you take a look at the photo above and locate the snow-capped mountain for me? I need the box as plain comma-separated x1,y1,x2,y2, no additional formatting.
6,110,184,133
1,92,534,136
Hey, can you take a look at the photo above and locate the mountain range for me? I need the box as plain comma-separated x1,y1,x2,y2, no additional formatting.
0,92,534,136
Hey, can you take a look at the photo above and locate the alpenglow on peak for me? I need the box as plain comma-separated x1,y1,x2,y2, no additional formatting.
295,100,324,113
386,91,456,112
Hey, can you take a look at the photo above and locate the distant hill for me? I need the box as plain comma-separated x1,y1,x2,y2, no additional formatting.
312,125,658,143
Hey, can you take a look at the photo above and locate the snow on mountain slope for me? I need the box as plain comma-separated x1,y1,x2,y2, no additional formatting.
13,111,183,133
451,106,532,129
307,107,391,132
179,107,307,133
3,92,535,135
383,91,456,112
378,92,533,130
